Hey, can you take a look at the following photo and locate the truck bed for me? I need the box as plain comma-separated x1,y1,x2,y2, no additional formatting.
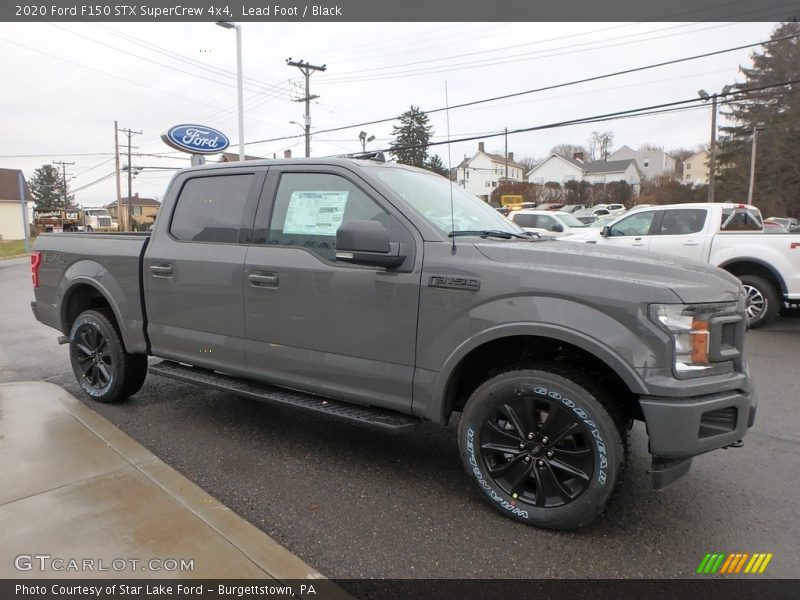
32,232,151,354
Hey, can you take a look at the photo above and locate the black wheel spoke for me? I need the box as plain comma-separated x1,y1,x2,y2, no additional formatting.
76,343,93,357
485,420,524,444
502,458,534,494
549,456,591,481
501,403,528,438
539,404,575,439
96,362,111,384
535,462,574,503
77,354,94,364
481,441,524,455
550,421,581,445
487,454,525,477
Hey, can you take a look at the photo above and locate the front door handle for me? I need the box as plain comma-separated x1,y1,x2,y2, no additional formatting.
683,240,699,246
249,272,279,288
149,263,173,277
632,237,645,246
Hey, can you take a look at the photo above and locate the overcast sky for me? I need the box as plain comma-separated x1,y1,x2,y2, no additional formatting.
0,21,779,206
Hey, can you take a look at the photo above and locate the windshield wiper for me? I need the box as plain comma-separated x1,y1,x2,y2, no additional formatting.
448,229,531,240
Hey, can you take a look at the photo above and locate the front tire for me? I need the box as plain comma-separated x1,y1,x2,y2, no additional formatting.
739,274,780,328
69,309,148,403
458,366,624,530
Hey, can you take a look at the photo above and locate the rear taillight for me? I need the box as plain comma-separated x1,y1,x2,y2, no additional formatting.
31,251,41,288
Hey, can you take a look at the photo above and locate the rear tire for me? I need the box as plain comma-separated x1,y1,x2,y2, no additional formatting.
69,309,148,403
458,365,624,530
739,274,780,328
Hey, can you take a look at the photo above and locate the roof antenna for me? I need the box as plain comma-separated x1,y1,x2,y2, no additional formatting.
445,81,456,255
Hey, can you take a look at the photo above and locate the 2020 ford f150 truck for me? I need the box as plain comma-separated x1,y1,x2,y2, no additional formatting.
561,202,800,328
31,156,756,529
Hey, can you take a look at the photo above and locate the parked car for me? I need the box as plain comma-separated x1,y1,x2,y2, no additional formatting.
594,203,626,216
509,210,588,238
767,217,799,229
31,158,757,530
763,221,789,233
572,209,598,224
564,203,800,327
535,202,565,211
560,204,587,214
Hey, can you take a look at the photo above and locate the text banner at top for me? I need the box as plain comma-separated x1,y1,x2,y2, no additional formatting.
2,0,799,22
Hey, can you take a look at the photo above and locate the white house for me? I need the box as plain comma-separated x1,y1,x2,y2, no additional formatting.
526,153,585,185
454,142,527,202
0,168,33,241
682,150,709,187
609,145,675,180
527,154,642,194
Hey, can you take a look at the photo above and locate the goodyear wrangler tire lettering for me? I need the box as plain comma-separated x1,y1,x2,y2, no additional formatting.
458,367,625,530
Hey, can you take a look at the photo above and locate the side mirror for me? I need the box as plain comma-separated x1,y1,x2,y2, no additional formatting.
551,224,563,233
601,225,611,237
336,220,406,268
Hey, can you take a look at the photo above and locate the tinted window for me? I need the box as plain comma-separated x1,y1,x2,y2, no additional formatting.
267,172,390,261
721,206,762,231
537,215,558,231
170,174,255,243
657,209,706,235
512,213,538,228
608,211,655,236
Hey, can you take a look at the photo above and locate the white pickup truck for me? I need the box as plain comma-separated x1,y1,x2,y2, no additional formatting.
562,203,800,327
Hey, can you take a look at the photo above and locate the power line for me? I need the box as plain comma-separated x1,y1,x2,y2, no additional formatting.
246,33,800,148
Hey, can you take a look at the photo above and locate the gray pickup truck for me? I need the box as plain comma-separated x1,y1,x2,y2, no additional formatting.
31,156,756,529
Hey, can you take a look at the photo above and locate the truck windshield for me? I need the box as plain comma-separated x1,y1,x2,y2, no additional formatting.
375,168,523,236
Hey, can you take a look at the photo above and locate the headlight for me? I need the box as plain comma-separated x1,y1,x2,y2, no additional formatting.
650,303,736,377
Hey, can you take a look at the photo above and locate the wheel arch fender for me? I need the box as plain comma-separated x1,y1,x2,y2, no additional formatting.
431,322,650,423
717,257,787,295
58,261,143,353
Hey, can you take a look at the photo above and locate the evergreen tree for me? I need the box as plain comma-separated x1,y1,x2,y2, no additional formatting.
425,154,449,177
716,22,800,216
29,164,73,210
389,106,433,168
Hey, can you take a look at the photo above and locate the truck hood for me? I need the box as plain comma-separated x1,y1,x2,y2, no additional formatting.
474,239,742,304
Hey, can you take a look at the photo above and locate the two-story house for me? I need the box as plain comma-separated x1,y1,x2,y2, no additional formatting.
454,142,527,202
106,194,161,228
609,145,676,180
682,150,710,187
527,153,642,194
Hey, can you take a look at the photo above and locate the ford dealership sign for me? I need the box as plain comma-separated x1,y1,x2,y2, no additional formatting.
161,124,230,155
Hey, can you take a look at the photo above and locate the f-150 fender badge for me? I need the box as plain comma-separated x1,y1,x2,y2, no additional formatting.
428,275,481,291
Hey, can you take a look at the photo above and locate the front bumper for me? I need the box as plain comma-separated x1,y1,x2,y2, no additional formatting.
640,388,756,489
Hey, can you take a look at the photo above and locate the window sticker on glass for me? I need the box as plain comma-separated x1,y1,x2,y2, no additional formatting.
283,191,349,236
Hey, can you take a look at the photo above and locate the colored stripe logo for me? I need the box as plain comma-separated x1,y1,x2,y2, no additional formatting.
697,552,773,574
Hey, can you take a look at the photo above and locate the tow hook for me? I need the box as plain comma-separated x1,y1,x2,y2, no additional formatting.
724,440,744,449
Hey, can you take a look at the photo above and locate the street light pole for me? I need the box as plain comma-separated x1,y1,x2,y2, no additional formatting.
217,21,245,161
698,85,732,203
747,122,765,205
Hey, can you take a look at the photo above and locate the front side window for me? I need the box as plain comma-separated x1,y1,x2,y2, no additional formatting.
170,174,255,243
512,213,538,228
608,210,655,237
657,209,707,235
374,167,522,235
267,172,390,261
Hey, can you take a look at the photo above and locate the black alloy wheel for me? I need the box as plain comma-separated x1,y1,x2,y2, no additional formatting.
73,323,114,390
480,397,595,508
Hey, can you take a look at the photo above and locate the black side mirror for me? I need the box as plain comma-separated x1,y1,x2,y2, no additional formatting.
551,224,563,233
336,220,406,268
601,225,611,237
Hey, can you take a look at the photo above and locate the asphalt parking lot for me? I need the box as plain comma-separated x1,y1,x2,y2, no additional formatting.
2,255,798,579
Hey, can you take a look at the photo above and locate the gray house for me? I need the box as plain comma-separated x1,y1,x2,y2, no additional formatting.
609,145,675,180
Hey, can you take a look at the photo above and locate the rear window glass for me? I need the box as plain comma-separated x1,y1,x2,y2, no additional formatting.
170,174,255,243
721,207,762,231
512,214,538,228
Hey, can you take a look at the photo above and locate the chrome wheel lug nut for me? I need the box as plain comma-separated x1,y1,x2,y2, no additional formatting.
519,442,526,449
527,433,534,440
547,451,553,458
538,460,545,467
524,456,531,463
541,437,549,444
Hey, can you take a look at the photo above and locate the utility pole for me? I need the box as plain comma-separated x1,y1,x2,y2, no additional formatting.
52,160,74,209
118,127,142,231
698,85,731,203
504,128,509,183
747,122,765,205
114,121,123,230
286,58,327,157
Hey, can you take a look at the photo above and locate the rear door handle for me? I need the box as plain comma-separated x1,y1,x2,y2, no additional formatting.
249,272,279,288
149,263,173,277
683,240,699,246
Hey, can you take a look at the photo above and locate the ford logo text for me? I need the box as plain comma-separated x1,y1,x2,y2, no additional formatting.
161,124,230,155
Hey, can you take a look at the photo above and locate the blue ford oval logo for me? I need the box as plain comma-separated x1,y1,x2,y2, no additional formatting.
161,124,230,155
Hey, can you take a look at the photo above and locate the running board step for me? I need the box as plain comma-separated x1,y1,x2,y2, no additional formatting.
149,360,419,434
